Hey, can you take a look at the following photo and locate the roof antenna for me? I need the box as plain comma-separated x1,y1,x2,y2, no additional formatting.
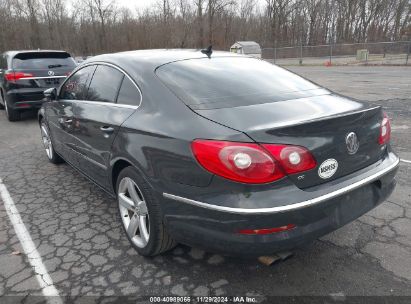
201,45,212,58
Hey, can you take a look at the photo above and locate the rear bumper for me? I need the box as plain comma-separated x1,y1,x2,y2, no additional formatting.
162,152,399,256
6,90,45,110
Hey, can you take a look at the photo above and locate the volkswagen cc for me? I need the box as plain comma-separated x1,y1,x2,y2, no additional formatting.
38,49,399,256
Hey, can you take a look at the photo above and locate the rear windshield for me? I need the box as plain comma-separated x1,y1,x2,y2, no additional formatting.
156,57,329,109
12,52,76,70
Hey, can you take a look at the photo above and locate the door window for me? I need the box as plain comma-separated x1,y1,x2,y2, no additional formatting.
87,65,123,103
116,76,141,106
59,65,96,100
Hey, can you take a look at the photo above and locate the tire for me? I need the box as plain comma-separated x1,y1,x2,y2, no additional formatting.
116,166,176,256
40,119,64,164
0,90,4,110
4,98,20,121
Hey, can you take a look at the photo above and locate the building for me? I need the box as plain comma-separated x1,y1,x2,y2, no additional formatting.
230,41,262,58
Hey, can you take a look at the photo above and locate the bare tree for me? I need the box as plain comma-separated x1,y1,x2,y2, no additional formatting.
84,0,115,51
206,0,234,44
0,0,409,54
195,0,205,47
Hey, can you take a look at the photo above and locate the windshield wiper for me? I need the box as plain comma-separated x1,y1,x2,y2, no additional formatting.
48,64,66,68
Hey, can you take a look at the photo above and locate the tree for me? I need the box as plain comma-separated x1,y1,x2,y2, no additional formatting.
0,0,409,54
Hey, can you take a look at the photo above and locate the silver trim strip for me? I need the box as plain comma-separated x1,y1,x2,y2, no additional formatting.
163,156,400,214
69,99,138,109
20,76,67,80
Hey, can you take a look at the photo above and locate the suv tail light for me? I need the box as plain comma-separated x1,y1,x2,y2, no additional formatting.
191,140,316,184
5,72,34,83
379,112,391,145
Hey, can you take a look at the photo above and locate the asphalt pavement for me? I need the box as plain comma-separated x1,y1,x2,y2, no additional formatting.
0,66,410,303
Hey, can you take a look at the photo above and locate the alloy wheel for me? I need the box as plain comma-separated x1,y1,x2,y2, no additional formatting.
40,123,53,159
118,177,150,248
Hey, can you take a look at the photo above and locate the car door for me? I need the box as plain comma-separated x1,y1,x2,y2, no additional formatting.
47,65,96,166
73,64,139,189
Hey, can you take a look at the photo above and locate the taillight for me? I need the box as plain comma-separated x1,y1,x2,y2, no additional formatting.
262,144,317,174
191,140,284,183
5,72,34,83
191,140,317,184
379,112,391,145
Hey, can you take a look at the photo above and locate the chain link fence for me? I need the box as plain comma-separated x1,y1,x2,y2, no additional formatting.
262,41,411,66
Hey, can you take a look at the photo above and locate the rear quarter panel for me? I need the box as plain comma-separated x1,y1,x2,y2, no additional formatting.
109,72,251,193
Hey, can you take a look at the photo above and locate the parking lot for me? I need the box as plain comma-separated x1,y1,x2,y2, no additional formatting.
0,66,410,302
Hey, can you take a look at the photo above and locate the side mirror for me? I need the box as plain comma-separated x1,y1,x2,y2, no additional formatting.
44,87,57,101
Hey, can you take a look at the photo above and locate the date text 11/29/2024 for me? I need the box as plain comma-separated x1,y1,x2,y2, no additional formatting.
149,296,258,303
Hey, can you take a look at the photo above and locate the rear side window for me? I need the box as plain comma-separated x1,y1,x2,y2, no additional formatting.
156,57,325,109
116,76,141,106
87,65,123,103
59,65,96,100
12,52,76,69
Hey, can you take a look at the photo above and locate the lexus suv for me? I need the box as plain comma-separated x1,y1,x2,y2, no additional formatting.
0,50,76,121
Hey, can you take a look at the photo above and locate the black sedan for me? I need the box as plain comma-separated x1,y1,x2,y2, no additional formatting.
38,49,399,257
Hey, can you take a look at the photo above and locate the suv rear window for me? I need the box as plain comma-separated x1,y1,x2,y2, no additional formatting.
12,52,76,70
156,57,328,109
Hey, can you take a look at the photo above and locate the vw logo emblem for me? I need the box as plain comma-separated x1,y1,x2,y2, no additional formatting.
346,132,359,155
48,70,55,76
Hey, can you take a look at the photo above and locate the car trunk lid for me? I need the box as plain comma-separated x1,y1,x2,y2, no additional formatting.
193,94,384,188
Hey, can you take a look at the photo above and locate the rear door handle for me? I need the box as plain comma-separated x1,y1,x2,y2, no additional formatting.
100,126,114,134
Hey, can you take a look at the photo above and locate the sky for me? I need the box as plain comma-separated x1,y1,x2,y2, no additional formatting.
68,0,267,16
111,0,157,12
70,0,266,15
68,0,158,13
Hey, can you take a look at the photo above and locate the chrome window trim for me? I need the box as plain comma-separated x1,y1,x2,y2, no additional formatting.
59,61,142,108
163,155,400,214
68,99,138,109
